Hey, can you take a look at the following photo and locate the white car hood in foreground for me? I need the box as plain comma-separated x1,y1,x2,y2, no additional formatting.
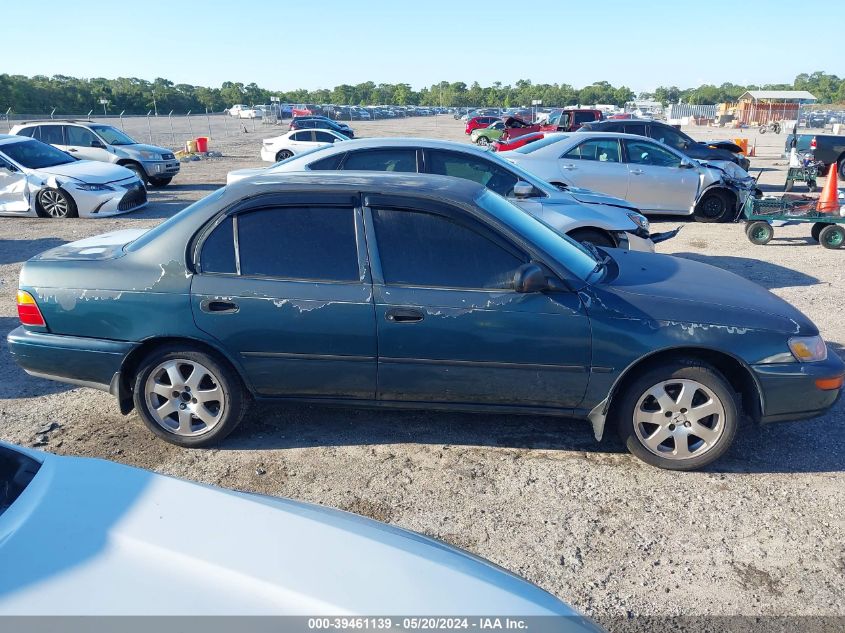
35,159,134,185
0,447,590,619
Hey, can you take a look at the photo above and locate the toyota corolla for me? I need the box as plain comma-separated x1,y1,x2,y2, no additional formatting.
7,173,843,470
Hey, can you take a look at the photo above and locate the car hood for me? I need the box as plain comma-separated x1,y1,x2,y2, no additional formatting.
595,250,816,335
36,160,134,185
0,447,589,618
123,143,171,155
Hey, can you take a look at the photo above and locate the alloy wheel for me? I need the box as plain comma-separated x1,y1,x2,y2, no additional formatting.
144,359,225,437
633,379,726,461
39,190,70,218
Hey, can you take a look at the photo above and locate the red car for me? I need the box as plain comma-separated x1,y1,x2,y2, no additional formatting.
493,132,545,152
465,116,500,134
501,109,604,141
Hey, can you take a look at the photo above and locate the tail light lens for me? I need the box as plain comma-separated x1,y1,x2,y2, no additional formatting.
810,137,817,150
17,290,46,327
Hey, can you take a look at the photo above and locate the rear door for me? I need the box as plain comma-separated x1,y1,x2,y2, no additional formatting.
557,137,629,198
364,199,591,408
622,139,700,213
63,125,111,162
34,125,66,151
191,195,377,399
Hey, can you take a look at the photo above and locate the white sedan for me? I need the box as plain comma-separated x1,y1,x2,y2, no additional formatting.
0,135,146,218
260,128,349,163
504,132,756,222
0,442,601,624
227,104,261,119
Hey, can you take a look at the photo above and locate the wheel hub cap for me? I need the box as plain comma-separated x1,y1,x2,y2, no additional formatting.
633,379,725,461
144,359,225,437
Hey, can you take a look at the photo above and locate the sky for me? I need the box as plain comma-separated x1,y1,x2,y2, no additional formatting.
6,0,842,93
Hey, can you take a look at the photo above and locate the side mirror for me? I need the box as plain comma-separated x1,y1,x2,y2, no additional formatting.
513,181,534,198
513,263,548,293
91,140,105,148
679,159,695,169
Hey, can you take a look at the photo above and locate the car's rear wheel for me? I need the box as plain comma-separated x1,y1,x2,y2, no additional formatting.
614,361,739,470
37,188,78,218
147,176,173,188
567,228,616,249
275,149,293,161
133,347,247,447
694,189,733,222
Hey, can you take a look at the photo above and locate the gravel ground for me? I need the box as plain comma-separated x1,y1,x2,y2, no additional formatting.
0,117,843,627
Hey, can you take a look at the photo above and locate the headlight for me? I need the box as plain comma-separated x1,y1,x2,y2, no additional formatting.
73,183,114,192
627,212,650,232
138,151,163,160
788,336,828,362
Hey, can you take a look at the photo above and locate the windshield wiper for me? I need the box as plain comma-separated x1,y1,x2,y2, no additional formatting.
583,242,611,276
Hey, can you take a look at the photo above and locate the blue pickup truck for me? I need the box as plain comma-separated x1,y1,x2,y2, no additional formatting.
785,133,845,178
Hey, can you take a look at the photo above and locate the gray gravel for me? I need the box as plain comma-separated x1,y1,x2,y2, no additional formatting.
0,118,843,626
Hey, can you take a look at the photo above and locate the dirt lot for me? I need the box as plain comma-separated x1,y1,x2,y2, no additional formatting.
0,116,843,626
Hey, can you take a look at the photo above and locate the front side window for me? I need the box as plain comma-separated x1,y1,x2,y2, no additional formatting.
0,139,75,169
314,131,338,144
65,126,97,147
342,149,417,172
563,139,621,163
427,150,519,197
238,207,359,281
573,112,597,124
372,208,523,289
90,125,136,145
625,140,682,168
623,122,647,136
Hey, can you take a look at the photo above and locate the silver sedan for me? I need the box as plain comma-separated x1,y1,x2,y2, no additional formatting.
0,135,146,218
503,132,755,222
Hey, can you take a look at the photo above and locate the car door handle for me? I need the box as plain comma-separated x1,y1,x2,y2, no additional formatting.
200,299,239,314
561,163,576,170
385,308,424,323
66,149,77,153
631,168,644,175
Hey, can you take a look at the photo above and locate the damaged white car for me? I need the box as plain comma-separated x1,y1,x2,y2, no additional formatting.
0,135,146,219
504,132,756,223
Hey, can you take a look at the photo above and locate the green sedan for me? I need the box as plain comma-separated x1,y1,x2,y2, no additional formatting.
470,120,504,146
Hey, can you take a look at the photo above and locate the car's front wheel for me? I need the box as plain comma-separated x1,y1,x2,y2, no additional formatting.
477,136,490,146
147,176,173,188
37,188,78,218
614,361,739,470
133,347,247,447
694,189,733,222
567,228,616,248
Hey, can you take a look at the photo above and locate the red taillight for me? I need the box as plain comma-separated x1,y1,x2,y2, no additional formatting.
17,290,46,327
810,137,817,150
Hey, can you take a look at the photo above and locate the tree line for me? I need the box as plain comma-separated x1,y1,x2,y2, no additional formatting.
0,72,842,116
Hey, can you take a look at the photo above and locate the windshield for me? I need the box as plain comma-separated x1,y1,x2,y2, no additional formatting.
511,135,570,154
475,190,599,282
91,125,137,146
0,446,41,518
1,139,76,169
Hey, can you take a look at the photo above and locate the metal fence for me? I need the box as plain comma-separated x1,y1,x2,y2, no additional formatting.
666,104,718,120
0,110,289,151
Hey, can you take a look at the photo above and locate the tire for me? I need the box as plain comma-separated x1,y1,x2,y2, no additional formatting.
132,347,248,447
759,126,767,134
819,224,845,249
567,228,616,248
694,189,733,223
147,176,173,188
36,188,78,218
839,160,845,179
477,136,490,147
807,180,817,193
747,221,773,245
811,222,830,242
613,361,739,471
784,179,794,192
275,149,293,162
122,162,148,185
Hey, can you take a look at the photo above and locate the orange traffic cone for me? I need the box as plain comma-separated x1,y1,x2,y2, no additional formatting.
817,163,839,213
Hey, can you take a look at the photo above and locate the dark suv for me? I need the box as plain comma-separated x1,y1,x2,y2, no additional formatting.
289,116,354,138
578,119,751,171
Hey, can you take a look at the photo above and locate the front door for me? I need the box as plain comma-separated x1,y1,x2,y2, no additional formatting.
557,137,629,199
365,202,591,409
191,200,377,399
0,161,31,214
63,125,112,162
622,139,700,213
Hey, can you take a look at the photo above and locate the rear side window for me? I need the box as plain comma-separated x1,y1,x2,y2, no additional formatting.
563,139,621,163
372,208,523,289
38,125,65,145
308,154,345,170
292,131,312,142
342,149,417,172
238,207,358,281
623,123,647,136
200,217,236,274
65,126,97,147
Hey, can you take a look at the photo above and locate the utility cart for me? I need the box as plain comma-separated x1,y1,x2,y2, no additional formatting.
743,195,845,249
784,155,823,193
